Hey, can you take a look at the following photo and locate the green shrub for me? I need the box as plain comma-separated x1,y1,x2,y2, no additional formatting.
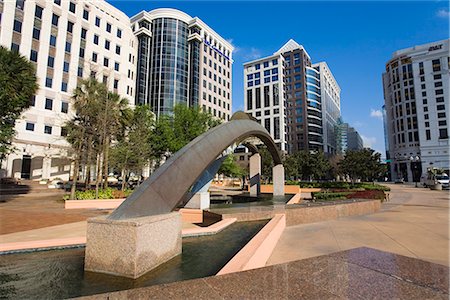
312,191,352,201
74,187,134,200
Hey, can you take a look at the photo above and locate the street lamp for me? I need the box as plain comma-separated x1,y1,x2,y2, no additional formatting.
410,155,420,187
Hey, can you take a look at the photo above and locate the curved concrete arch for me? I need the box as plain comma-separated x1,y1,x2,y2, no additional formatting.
108,113,282,220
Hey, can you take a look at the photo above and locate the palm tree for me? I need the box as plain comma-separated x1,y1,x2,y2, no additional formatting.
0,46,38,162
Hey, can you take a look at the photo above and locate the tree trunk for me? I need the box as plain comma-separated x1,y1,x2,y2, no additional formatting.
95,153,102,199
70,158,79,200
121,168,126,191
103,135,110,189
85,137,92,188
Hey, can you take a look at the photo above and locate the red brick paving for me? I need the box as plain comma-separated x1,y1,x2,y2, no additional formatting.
0,192,108,235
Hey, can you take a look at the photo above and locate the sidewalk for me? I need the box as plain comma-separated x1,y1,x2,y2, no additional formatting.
267,184,450,267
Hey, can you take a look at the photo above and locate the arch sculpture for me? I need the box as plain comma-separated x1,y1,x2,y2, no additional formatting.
108,111,283,220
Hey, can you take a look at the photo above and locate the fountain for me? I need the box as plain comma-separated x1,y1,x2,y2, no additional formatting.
84,112,285,278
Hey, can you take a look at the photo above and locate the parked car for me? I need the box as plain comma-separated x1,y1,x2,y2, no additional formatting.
422,172,449,189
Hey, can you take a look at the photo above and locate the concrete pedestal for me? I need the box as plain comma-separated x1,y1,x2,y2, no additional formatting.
249,153,261,196
85,212,182,279
185,192,210,209
273,164,285,196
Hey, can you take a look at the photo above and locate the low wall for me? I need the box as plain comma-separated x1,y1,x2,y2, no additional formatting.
220,199,381,226
217,214,285,275
179,208,203,223
65,199,125,209
247,185,301,194
285,199,381,227
286,193,302,205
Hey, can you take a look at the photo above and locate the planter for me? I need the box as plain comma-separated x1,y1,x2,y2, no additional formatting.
65,198,125,209
430,183,443,191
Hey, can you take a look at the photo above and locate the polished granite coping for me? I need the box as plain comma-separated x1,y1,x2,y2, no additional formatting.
76,247,449,300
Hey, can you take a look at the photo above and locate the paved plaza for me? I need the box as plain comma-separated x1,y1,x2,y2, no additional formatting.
268,184,450,267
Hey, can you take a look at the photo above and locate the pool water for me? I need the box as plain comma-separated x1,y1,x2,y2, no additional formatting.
210,193,293,209
0,220,267,299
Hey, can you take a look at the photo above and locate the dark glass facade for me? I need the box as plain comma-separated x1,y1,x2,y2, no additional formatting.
136,18,190,116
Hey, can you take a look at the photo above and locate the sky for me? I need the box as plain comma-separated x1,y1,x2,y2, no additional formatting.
109,0,449,157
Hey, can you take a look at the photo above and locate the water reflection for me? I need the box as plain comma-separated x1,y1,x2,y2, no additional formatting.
0,220,267,299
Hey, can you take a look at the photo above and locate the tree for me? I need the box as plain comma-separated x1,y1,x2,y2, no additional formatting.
109,105,154,190
284,150,331,181
339,148,385,182
218,154,245,178
151,104,221,163
0,46,38,161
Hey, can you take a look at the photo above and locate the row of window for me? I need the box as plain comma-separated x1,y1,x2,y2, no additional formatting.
203,44,231,68
203,57,231,78
201,92,230,110
25,122,66,136
51,0,123,38
247,59,279,72
202,80,231,99
30,97,69,113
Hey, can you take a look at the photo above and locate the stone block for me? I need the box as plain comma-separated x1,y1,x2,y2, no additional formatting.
85,212,182,279
185,192,210,209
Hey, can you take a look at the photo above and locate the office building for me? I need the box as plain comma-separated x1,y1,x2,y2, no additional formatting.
313,62,341,155
0,0,137,180
383,39,449,182
335,121,363,153
244,39,341,154
131,8,233,120
244,52,286,152
0,3,233,180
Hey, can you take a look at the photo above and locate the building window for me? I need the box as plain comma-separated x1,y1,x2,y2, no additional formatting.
52,14,59,26
25,122,35,131
439,120,447,126
115,45,121,55
63,61,69,72
106,23,111,33
45,98,53,110
79,47,85,58
263,61,269,68
69,2,76,13
30,50,38,62
435,82,442,87
81,28,87,39
103,57,109,67
435,89,444,95
13,20,22,33
114,62,119,71
67,21,74,33
255,64,260,70
105,40,110,50
54,0,61,5
439,128,448,139
61,127,67,137
95,17,101,27
272,59,278,65
65,42,71,53
255,87,261,108
35,5,43,18
93,34,99,45
44,125,52,135
117,28,122,38
113,79,118,89
425,130,431,140
61,82,68,92
83,9,89,20
47,56,54,68
438,112,446,118
61,102,68,113
77,67,83,77
92,52,97,62
50,35,57,46
45,78,52,88
32,28,40,40
432,59,441,72
11,43,19,52
16,0,25,10
437,105,445,111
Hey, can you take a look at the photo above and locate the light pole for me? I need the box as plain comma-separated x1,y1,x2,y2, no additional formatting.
410,155,420,187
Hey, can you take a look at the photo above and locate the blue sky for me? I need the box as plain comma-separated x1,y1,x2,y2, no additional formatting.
109,1,449,156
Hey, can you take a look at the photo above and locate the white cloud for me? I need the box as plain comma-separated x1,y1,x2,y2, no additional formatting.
353,121,365,128
243,47,262,60
361,135,377,148
437,9,450,18
370,109,383,120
